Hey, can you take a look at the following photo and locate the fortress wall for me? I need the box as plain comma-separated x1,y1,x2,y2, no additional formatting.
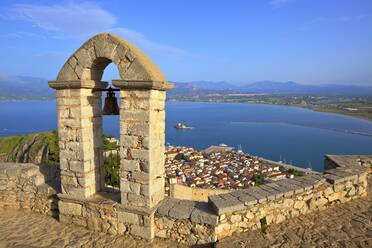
0,163,59,216
210,158,370,240
155,155,370,244
0,156,370,245
170,183,231,202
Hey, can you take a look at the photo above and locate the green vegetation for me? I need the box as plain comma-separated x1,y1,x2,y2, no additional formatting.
0,135,24,155
0,131,121,186
103,134,120,150
104,154,120,187
287,168,304,177
175,153,187,161
0,131,59,165
251,174,264,185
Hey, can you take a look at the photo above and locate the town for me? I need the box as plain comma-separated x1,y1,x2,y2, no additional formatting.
165,145,303,190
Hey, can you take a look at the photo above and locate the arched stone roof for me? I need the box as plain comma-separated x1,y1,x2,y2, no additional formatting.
56,33,166,84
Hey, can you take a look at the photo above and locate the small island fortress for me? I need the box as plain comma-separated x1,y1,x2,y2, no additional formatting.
0,33,371,245
174,123,193,129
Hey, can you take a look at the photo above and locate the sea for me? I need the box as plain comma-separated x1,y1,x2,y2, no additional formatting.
0,100,371,172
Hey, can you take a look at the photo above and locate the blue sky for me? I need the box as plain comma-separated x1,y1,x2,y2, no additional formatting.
0,0,371,85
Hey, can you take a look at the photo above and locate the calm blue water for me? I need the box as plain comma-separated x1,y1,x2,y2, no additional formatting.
0,100,371,172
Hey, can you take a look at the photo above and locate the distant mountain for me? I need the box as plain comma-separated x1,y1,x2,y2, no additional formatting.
0,75,53,99
170,80,372,96
186,81,236,90
0,75,371,100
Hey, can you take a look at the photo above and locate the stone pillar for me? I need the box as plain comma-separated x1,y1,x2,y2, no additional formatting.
113,80,173,240
49,80,107,199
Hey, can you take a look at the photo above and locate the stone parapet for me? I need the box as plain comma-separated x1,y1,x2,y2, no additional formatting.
57,192,156,240
150,155,370,244
0,163,59,215
0,156,370,245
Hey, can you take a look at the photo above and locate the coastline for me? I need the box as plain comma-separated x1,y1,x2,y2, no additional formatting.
1,97,371,122
169,99,372,122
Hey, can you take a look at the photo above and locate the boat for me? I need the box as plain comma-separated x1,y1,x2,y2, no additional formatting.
174,123,193,130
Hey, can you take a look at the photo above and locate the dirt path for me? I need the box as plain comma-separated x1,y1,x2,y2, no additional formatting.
0,210,175,248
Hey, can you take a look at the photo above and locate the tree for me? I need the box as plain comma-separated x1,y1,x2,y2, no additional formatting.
251,174,264,185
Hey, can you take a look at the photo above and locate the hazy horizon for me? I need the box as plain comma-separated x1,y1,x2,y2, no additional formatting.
0,0,371,86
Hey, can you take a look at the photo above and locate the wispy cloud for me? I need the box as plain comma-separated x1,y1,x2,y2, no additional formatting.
0,31,46,39
33,51,65,58
9,3,116,37
269,0,297,8
108,28,195,58
5,2,192,58
300,14,370,31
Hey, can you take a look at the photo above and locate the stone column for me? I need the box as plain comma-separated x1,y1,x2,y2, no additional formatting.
112,80,173,240
49,80,107,199
113,80,173,209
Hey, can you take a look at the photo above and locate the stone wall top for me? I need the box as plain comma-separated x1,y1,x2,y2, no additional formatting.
207,155,371,216
156,197,218,226
208,174,325,215
325,154,372,171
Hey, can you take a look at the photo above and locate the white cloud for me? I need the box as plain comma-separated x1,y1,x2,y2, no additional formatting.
108,27,194,58
299,14,370,31
269,0,297,8
10,3,116,37
0,31,45,39
6,2,193,58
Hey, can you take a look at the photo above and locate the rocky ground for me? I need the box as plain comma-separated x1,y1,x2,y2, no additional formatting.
0,177,371,248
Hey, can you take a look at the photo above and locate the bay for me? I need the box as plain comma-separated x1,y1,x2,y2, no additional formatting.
0,100,371,172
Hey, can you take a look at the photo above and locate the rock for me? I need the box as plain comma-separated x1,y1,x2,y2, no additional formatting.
230,214,242,223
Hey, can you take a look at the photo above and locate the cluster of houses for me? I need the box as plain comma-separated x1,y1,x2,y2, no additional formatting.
165,145,296,190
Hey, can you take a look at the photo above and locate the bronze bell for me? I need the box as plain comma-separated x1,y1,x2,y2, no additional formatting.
102,88,119,115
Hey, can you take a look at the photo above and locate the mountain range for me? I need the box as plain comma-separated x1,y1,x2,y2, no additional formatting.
0,75,371,99
171,80,372,96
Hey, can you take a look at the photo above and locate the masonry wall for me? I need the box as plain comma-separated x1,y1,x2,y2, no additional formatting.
56,88,104,199
0,156,370,245
153,156,371,245
57,192,155,239
0,163,59,216
170,183,231,202
212,170,368,240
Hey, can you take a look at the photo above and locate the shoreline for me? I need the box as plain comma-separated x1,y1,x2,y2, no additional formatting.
169,99,372,122
0,97,371,122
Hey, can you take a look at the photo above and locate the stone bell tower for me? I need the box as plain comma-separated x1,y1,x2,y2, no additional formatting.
49,33,173,239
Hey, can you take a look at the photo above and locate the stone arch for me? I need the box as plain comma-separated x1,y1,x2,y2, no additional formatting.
49,33,174,240
56,32,166,84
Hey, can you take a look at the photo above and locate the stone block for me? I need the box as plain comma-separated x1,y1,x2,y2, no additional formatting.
243,187,270,203
157,198,179,216
190,205,218,226
168,200,195,219
130,224,154,240
121,159,140,172
120,180,141,194
120,135,139,148
209,194,245,215
127,193,148,207
324,174,345,184
58,201,82,216
118,211,141,225
230,214,242,223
